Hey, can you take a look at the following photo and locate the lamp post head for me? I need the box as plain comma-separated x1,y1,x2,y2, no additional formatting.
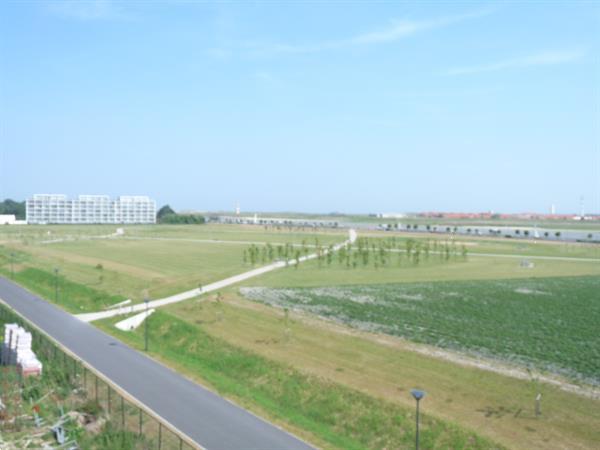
411,389,426,402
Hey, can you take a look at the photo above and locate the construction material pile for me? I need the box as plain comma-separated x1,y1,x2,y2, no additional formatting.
1,324,43,377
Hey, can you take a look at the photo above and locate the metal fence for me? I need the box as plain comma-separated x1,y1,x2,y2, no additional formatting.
0,302,199,449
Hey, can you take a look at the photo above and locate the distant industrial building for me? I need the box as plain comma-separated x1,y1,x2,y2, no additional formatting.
26,194,156,225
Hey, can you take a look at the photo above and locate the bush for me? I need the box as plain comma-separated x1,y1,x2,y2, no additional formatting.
159,213,205,225
80,399,103,417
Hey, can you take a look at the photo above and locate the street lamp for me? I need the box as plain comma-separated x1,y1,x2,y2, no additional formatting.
144,298,149,352
411,389,426,450
54,268,59,303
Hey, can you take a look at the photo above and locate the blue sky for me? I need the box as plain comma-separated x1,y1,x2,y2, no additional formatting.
1,1,598,214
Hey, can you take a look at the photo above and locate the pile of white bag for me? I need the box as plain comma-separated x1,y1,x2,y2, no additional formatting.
1,324,43,377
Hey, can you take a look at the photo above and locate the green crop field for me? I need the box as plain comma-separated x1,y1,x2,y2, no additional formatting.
241,276,600,385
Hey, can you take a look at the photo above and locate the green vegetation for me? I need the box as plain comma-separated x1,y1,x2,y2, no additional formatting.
168,293,600,450
243,236,469,269
0,311,149,449
2,223,599,449
0,263,119,313
100,310,500,450
248,250,600,288
0,226,346,301
0,199,25,219
156,204,205,224
242,276,600,385
158,213,206,225
156,204,176,220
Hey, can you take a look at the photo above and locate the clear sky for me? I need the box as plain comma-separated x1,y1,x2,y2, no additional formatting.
1,1,598,214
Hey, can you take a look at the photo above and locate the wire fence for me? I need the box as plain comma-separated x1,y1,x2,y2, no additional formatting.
0,301,198,449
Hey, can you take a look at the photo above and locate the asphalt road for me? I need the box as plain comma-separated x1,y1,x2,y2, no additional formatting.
0,276,314,450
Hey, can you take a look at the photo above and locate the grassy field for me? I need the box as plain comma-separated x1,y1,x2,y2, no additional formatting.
165,293,600,450
349,233,600,259
98,310,500,450
0,225,348,303
246,252,600,288
241,276,600,385
1,223,599,449
0,223,346,245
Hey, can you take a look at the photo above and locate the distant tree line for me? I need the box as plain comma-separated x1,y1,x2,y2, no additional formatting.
0,199,25,219
156,204,205,224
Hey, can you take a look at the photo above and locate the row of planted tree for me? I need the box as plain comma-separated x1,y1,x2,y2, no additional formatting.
243,237,468,269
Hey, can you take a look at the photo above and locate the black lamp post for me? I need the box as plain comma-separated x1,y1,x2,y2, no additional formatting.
54,268,59,302
411,389,426,450
144,298,149,352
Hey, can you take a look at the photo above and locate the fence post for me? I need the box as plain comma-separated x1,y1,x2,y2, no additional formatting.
158,422,162,450
121,397,125,429
139,407,143,436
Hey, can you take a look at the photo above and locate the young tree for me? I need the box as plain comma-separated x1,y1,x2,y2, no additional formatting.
338,245,346,265
261,246,267,263
405,239,414,257
267,243,274,261
326,245,334,265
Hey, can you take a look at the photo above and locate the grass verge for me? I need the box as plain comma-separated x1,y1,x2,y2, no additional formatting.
99,310,501,450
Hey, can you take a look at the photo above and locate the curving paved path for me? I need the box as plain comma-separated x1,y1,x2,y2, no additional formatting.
77,229,357,322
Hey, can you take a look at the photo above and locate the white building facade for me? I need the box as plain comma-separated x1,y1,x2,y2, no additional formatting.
0,215,27,225
26,194,156,224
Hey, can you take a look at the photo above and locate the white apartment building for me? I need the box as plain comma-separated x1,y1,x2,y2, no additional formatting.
26,194,156,224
